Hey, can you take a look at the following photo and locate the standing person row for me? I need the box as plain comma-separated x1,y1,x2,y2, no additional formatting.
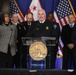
0,13,17,68
10,11,76,71
10,12,34,68
0,11,60,69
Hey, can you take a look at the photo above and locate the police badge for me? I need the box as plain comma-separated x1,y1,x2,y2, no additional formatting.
54,24,57,29
29,42,47,61
46,26,49,30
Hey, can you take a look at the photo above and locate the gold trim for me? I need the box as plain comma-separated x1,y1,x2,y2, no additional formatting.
14,0,24,19
68,0,76,17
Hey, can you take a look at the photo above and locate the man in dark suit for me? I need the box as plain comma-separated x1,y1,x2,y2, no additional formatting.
47,12,60,69
61,14,76,72
21,12,34,68
28,9,56,69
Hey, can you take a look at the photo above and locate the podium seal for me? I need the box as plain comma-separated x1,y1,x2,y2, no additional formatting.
29,42,47,61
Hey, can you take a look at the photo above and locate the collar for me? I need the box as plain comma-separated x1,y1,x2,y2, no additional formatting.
2,23,10,26
69,23,75,27
28,23,31,26
12,21,18,25
39,19,45,23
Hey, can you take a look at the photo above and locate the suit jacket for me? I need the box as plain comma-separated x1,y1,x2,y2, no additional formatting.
0,23,17,56
61,24,76,48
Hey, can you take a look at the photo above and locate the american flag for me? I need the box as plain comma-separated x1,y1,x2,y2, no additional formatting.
54,0,74,56
10,0,24,22
54,0,73,28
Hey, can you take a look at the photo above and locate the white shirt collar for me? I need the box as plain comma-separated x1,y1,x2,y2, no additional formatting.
69,23,75,27
39,19,45,23
28,23,31,26
12,21,18,25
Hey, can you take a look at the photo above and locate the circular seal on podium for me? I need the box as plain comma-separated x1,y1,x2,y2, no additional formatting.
29,42,47,61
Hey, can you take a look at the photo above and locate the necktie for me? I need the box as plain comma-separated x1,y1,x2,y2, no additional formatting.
70,25,73,28
28,25,31,28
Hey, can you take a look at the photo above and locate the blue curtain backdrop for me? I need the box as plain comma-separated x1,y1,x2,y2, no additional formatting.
16,0,76,16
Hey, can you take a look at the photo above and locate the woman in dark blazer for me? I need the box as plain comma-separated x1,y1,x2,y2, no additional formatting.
0,13,17,68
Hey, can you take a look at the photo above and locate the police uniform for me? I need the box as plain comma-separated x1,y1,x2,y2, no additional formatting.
21,21,33,68
50,21,60,69
28,20,55,69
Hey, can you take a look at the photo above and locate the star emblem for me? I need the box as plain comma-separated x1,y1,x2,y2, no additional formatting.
33,6,36,11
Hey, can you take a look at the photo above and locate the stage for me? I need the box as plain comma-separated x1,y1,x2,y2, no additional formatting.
0,69,74,75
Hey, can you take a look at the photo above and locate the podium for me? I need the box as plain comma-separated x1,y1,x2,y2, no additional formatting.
22,37,56,69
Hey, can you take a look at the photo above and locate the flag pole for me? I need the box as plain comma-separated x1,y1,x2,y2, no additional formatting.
13,0,24,20
68,0,76,17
